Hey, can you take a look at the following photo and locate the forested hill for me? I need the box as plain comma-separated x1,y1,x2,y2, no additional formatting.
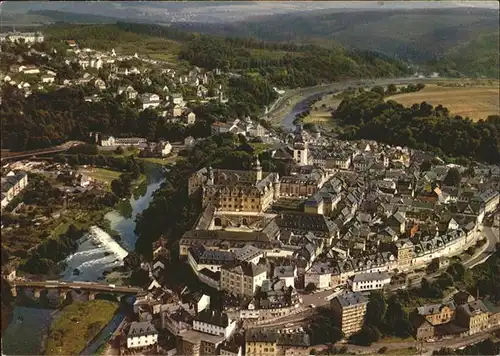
115,22,411,87
40,22,411,88
172,7,499,78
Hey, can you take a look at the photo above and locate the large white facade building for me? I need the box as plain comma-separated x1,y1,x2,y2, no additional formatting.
351,271,391,292
126,321,158,349
0,32,44,43
304,263,332,290
192,309,236,338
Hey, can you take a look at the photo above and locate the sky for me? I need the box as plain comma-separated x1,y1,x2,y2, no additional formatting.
1,1,498,23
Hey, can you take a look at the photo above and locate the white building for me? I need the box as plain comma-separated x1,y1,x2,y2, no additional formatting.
126,321,158,349
1,171,28,210
159,141,173,157
192,309,236,339
304,263,332,290
171,93,184,106
140,93,161,110
188,245,235,274
22,66,40,75
273,265,297,288
233,245,263,265
0,32,44,43
41,75,55,84
351,271,391,292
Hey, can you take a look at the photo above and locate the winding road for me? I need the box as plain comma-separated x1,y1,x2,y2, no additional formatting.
262,76,436,129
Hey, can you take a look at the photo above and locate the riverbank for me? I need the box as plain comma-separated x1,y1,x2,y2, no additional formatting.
266,77,438,130
45,300,119,355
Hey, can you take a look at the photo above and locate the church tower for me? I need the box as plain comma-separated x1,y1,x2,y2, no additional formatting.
253,156,262,182
207,166,214,185
273,173,281,200
293,123,309,166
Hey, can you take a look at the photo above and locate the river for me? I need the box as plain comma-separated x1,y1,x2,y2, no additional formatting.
60,169,165,283
2,167,165,355
279,76,433,130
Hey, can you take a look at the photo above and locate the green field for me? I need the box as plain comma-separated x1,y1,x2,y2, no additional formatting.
79,167,122,187
386,84,499,121
46,300,119,355
138,155,178,166
43,24,183,67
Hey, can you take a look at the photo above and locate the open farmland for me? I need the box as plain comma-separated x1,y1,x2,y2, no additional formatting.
386,84,499,121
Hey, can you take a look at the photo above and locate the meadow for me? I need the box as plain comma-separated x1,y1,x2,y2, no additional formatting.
386,84,499,121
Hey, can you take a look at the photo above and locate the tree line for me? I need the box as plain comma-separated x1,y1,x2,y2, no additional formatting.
179,35,411,88
333,91,500,163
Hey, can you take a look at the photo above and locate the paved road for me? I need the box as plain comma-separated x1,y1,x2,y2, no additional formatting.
263,76,435,124
345,325,500,354
464,224,499,268
12,280,143,294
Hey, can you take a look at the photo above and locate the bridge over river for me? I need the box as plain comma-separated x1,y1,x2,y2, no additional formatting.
10,279,144,300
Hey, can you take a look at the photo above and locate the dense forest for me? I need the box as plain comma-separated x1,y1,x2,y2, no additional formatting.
333,91,500,163
173,8,499,78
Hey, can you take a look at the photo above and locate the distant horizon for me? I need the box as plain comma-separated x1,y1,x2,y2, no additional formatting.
1,1,498,25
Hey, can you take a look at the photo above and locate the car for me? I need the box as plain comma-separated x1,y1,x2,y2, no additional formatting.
285,323,294,327
309,304,316,308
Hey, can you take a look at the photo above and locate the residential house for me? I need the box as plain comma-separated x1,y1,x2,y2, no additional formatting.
172,104,183,117
22,65,40,75
220,342,242,356
273,265,297,288
455,300,490,335
220,261,267,297
118,85,138,100
246,329,278,356
417,301,456,326
171,93,184,106
304,263,332,290
1,171,28,209
126,321,158,349
139,93,161,110
41,75,55,84
0,31,44,43
412,316,435,341
188,244,235,275
277,332,311,356
351,271,391,292
94,78,106,90
184,136,195,148
185,111,196,125
193,309,236,338
177,329,225,356
393,239,414,270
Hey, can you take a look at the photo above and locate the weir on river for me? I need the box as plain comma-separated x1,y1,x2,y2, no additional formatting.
89,226,128,261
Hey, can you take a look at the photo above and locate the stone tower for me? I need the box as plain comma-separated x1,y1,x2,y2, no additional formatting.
292,124,309,166
253,156,262,182
273,173,281,200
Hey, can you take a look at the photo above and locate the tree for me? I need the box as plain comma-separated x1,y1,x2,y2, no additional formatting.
371,86,385,96
115,146,124,155
420,160,432,172
365,291,386,328
416,83,426,91
443,168,461,186
349,325,380,346
124,251,141,270
305,282,317,293
386,84,397,96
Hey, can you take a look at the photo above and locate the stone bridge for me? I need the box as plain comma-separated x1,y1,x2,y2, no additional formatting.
10,279,144,300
